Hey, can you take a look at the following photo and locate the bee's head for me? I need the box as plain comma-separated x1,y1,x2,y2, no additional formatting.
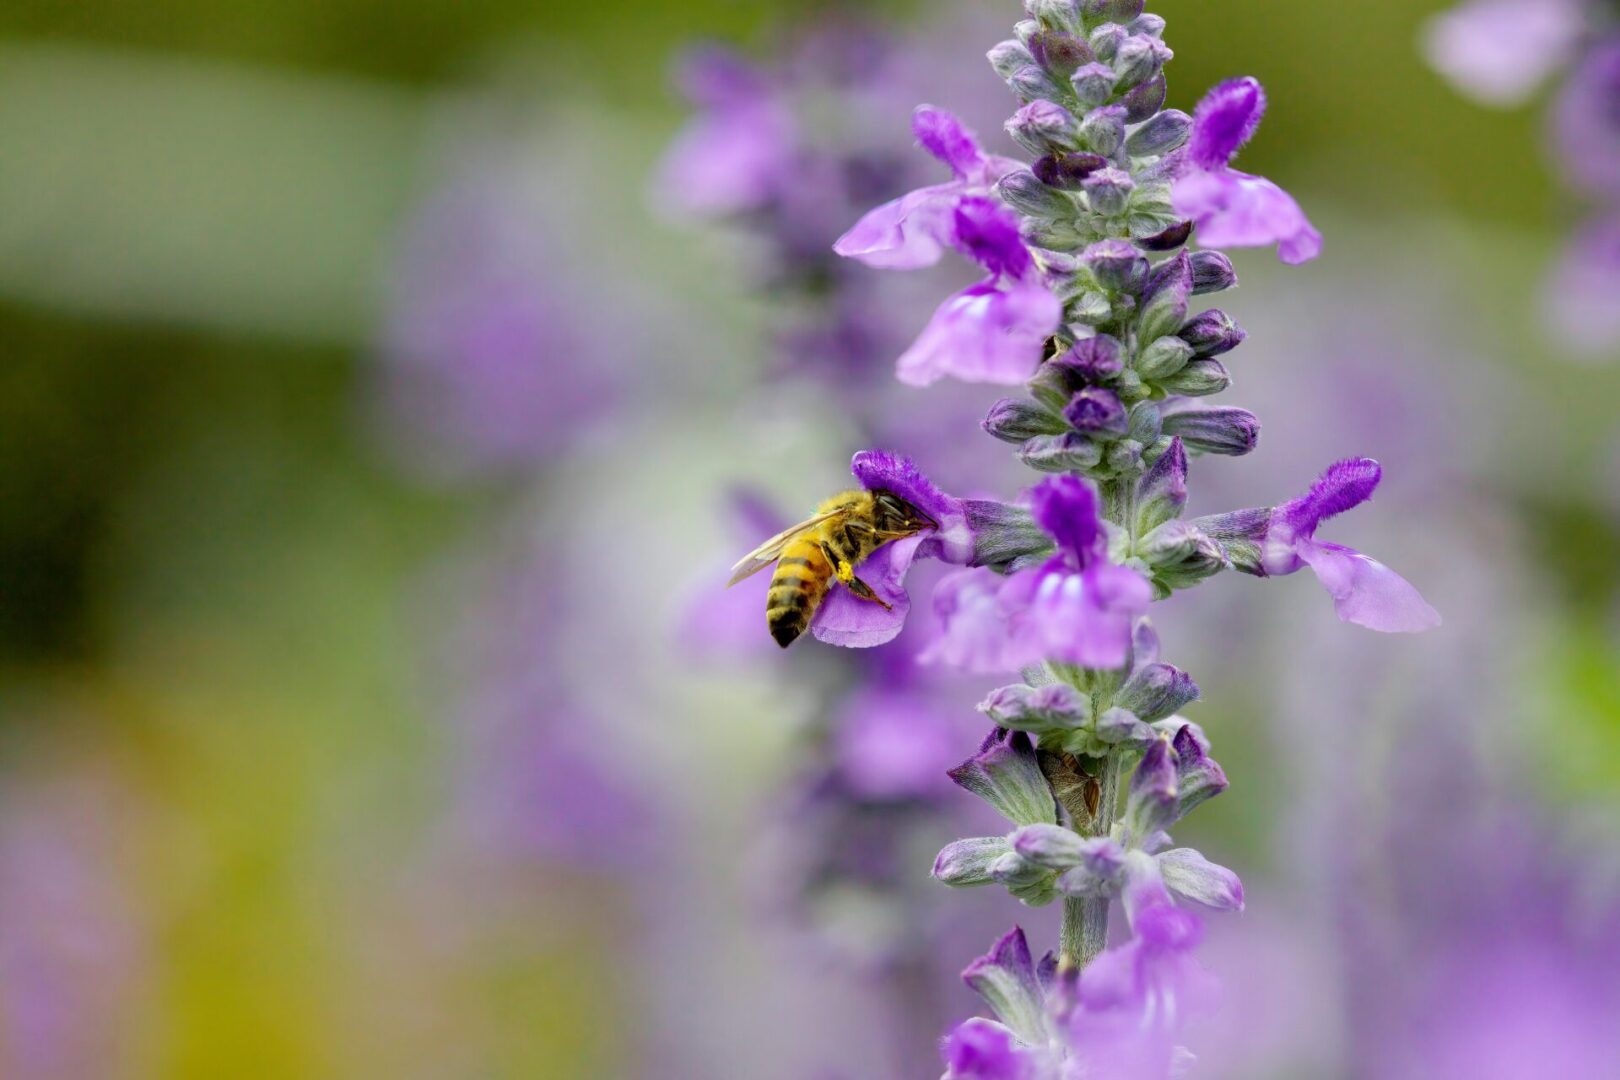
872,491,937,536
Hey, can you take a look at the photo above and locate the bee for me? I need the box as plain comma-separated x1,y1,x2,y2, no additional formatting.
728,489,937,648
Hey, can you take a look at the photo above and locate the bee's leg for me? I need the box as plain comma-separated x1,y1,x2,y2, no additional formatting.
822,543,894,612
844,574,894,612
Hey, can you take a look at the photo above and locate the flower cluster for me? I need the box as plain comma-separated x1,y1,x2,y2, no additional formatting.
1425,0,1620,355
788,1,1444,1074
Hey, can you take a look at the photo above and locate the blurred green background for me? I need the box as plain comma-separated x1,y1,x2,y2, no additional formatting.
1,1,1617,1077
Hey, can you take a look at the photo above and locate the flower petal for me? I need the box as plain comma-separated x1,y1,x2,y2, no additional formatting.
1187,76,1266,171
913,104,986,177
833,182,965,269
1296,539,1442,633
808,535,924,647
896,281,1062,387
1173,169,1322,265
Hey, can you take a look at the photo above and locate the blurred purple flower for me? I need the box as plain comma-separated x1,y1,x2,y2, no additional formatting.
1257,459,1441,633
924,477,1151,672
0,770,148,1078
377,166,619,481
437,535,653,872
657,46,797,216
1423,0,1586,105
1553,37,1620,198
1172,78,1322,265
1546,213,1620,353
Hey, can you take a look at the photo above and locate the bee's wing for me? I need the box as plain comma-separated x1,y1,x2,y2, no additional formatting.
727,510,842,586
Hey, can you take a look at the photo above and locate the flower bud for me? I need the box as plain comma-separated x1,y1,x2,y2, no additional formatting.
1088,23,1126,61
991,851,1059,905
1129,13,1167,37
1158,848,1244,911
1134,436,1187,534
1011,823,1088,870
1033,151,1108,190
1085,0,1145,22
1137,218,1193,250
1170,722,1228,817
1079,106,1128,157
1158,358,1231,396
1081,240,1149,293
1122,72,1168,122
933,836,1012,887
1096,706,1155,746
1137,251,1192,340
1105,438,1145,476
1008,64,1065,104
1061,334,1125,382
1082,168,1133,221
1178,309,1246,357
1069,62,1117,108
1135,335,1194,380
1055,837,1127,898
1005,100,1082,156
997,168,1075,219
1112,34,1170,90
963,929,1049,1046
1189,250,1238,294
1029,29,1094,78
1127,400,1162,444
1028,0,1084,33
1117,662,1200,724
1160,404,1260,455
1125,108,1191,157
1064,386,1129,437
983,397,1069,443
988,39,1037,80
980,682,1091,734
1014,19,1041,48
1070,290,1117,326
1125,737,1179,842
1020,432,1105,473
1141,522,1226,590
949,730,1059,828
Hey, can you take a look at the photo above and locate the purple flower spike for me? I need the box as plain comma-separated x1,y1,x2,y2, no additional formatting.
834,106,1022,270
1261,459,1441,633
1172,78,1322,264
809,450,969,648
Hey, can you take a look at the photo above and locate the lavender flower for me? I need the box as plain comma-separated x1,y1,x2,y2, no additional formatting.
1198,458,1442,633
1171,78,1323,265
836,106,1023,270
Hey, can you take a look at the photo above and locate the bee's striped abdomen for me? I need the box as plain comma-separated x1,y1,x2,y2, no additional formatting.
767,538,832,648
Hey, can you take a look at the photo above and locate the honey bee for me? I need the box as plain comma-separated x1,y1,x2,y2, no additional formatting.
728,490,937,648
